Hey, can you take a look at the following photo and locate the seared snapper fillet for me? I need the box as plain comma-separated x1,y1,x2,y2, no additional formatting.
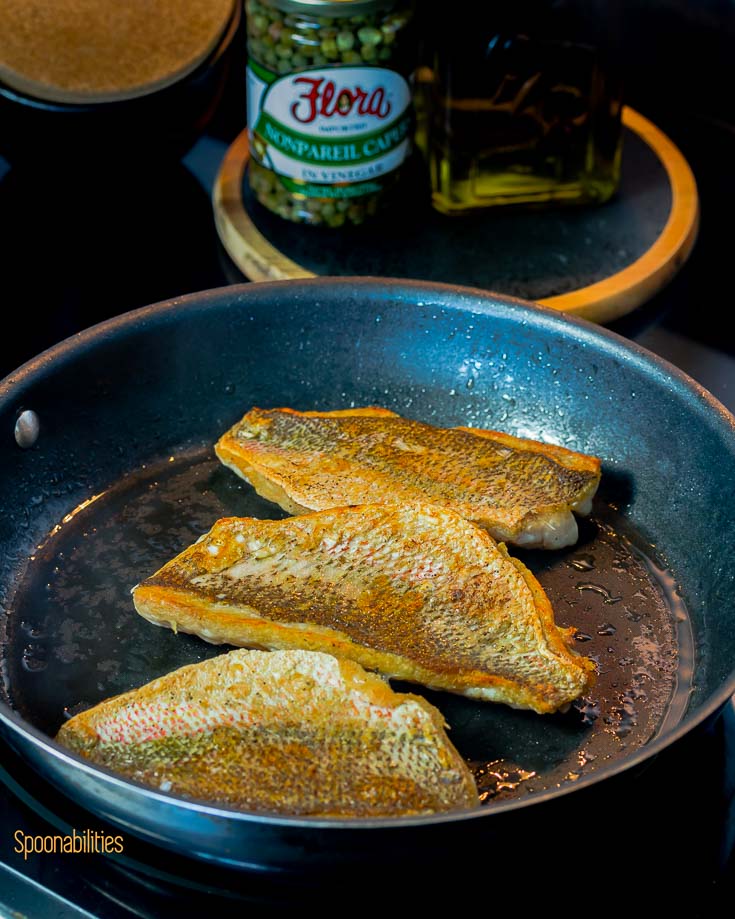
132,504,595,713
215,407,601,550
56,649,477,817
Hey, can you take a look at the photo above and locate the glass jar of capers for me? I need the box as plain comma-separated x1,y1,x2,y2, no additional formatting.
245,0,416,227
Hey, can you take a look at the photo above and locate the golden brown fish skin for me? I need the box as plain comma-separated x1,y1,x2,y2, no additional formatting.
56,649,477,817
214,407,601,549
133,504,596,714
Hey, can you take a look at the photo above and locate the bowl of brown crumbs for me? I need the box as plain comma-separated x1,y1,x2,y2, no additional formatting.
0,0,241,164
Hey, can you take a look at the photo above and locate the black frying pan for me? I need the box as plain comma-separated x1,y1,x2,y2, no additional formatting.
1,278,734,874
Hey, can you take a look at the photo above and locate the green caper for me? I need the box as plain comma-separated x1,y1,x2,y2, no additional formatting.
357,26,382,46
336,31,355,52
298,41,318,57
320,36,338,58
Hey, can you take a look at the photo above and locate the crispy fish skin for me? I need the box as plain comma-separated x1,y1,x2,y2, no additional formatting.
214,407,601,550
132,504,596,714
56,649,477,817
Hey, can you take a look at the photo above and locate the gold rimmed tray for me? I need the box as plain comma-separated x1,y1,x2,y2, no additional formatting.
213,107,699,324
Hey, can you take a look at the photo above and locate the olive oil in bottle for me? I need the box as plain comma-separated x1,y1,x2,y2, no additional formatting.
421,1,623,214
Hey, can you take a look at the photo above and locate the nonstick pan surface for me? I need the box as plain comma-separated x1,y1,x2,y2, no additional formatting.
1,278,734,871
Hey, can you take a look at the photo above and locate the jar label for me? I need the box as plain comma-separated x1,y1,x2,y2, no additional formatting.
247,61,412,189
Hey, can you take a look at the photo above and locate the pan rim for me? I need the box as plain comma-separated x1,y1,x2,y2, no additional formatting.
2,275,734,833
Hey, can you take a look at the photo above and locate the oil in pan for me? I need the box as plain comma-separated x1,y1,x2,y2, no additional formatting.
3,446,694,807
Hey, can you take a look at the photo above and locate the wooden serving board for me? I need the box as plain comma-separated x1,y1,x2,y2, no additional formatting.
0,0,236,104
213,107,699,325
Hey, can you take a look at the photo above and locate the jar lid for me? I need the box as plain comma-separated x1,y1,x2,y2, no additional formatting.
258,0,399,16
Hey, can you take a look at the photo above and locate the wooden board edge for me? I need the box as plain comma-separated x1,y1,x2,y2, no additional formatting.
212,130,315,283
539,107,700,323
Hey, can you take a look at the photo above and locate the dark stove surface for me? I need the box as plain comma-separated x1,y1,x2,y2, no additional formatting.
2,40,735,915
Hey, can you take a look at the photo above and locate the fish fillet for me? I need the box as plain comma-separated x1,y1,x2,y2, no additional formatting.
215,407,601,549
56,649,477,817
133,504,595,713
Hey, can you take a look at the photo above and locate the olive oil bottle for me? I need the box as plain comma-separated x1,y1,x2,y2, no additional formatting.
420,1,623,214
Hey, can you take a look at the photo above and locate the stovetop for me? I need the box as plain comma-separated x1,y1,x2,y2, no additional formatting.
2,45,735,915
